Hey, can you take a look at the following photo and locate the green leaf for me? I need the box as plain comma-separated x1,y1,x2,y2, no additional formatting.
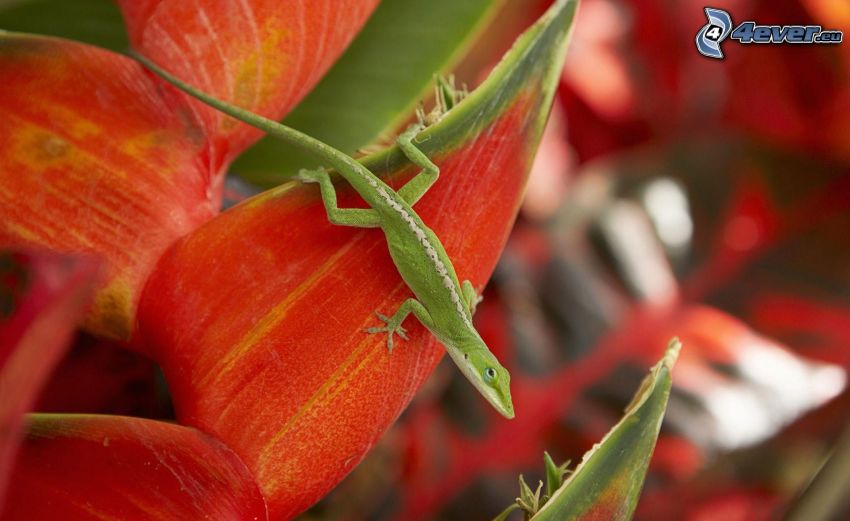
543,452,570,501
530,339,681,521
231,0,502,186
0,0,127,51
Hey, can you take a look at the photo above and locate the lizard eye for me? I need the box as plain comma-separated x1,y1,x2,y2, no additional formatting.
483,367,497,383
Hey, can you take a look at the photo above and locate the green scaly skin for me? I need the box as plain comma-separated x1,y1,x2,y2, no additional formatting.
134,53,514,419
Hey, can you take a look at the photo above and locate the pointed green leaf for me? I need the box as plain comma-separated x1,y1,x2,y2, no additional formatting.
0,0,127,51
231,0,502,185
544,452,569,500
530,339,681,521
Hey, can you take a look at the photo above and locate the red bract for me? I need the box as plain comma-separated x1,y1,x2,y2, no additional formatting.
0,37,213,341
4,415,267,520
0,1,379,342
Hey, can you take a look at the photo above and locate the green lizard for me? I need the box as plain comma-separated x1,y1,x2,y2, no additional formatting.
134,54,514,419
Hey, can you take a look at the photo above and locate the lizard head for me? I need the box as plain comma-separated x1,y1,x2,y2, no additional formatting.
448,342,515,419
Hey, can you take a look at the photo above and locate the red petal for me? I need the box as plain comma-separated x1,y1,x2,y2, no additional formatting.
0,251,99,509
119,0,381,159
2,415,267,520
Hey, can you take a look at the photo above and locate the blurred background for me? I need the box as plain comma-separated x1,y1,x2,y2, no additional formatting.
5,0,848,519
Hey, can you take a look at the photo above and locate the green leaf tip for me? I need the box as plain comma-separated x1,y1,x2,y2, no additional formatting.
662,337,682,370
624,337,681,416
543,452,571,501
494,338,681,521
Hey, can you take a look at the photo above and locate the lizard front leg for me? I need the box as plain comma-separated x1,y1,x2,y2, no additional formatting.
365,298,434,352
396,124,440,206
297,168,381,228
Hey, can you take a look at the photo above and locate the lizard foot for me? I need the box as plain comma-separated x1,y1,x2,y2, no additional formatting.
365,312,408,352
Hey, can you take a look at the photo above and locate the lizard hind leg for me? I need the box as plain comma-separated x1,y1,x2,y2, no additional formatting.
365,298,434,352
365,312,408,352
